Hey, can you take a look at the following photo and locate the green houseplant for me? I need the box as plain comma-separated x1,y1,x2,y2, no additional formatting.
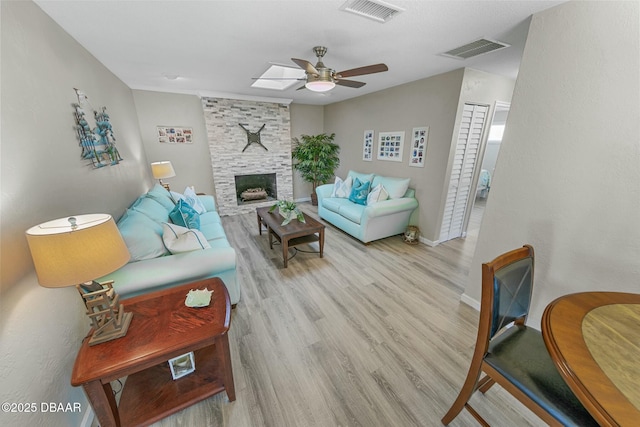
291,133,340,205
269,200,305,226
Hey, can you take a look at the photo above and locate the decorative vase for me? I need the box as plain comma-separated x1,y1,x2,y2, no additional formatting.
403,226,420,245
279,207,290,220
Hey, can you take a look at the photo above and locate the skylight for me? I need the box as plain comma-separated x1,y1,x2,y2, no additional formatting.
251,65,305,91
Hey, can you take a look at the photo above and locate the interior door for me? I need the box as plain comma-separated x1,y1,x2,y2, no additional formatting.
439,103,489,243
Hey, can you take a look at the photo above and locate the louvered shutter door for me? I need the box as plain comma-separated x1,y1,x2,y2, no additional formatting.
439,104,488,243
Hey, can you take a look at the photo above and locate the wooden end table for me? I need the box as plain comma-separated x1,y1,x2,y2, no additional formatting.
256,206,325,268
71,278,234,427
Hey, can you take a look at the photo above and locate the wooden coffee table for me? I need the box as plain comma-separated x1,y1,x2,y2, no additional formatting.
71,278,234,427
256,206,325,268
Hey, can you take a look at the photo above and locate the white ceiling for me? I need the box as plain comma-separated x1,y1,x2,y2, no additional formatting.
35,0,565,106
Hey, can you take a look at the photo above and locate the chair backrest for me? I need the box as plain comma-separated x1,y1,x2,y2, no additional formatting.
481,245,535,339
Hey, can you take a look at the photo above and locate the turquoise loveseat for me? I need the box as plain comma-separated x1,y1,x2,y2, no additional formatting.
316,170,418,243
98,184,240,305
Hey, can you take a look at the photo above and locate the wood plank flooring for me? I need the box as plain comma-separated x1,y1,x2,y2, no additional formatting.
135,201,545,427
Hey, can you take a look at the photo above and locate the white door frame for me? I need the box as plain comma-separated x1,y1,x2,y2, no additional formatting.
461,100,511,236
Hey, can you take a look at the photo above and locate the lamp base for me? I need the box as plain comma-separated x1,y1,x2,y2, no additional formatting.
77,281,133,346
88,310,132,346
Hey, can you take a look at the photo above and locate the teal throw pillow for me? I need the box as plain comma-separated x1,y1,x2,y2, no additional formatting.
348,177,370,206
169,199,200,229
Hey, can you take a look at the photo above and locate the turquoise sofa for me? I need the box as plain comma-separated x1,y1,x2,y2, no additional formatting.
316,170,418,243
98,184,240,305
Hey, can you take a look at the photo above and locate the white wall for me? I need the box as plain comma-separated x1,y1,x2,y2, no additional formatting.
0,2,151,426
132,90,215,195
465,1,640,327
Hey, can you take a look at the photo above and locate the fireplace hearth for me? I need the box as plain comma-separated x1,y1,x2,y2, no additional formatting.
234,173,277,206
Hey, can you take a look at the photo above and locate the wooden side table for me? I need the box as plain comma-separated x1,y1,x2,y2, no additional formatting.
71,278,234,427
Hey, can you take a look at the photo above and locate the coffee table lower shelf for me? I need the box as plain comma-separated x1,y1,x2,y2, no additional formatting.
118,345,225,427
271,233,320,247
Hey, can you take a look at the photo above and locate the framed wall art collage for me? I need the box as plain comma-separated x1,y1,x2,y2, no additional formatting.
157,126,193,144
362,127,428,166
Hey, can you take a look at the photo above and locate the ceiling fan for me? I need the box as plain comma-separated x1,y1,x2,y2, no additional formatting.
256,46,388,92
294,46,388,92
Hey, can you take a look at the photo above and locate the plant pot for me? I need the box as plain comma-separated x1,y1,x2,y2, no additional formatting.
311,192,318,206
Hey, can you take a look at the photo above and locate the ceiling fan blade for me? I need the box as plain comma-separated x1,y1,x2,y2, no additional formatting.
335,79,366,88
336,63,388,78
291,58,319,75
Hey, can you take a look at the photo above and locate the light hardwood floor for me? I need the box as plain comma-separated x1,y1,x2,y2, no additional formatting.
132,200,545,427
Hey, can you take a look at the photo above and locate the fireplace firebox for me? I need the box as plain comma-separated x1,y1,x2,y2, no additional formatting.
234,173,277,205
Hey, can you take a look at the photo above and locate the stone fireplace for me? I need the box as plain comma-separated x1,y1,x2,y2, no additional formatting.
202,97,293,216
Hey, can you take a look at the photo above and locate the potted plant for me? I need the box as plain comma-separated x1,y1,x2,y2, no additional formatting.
269,200,306,226
291,133,340,205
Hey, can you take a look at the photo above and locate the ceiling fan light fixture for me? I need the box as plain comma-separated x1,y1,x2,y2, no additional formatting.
305,80,335,92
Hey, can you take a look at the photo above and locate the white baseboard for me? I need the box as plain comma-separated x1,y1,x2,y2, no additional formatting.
460,293,480,311
295,196,311,203
419,236,438,247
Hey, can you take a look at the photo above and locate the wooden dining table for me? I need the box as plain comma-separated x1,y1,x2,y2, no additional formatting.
542,291,640,427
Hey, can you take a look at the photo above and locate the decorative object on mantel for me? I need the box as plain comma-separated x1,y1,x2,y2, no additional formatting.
269,200,306,226
25,214,132,346
403,225,420,245
377,131,404,162
151,161,176,191
291,133,340,206
157,126,193,144
73,88,122,168
239,123,268,152
409,127,428,167
363,130,374,161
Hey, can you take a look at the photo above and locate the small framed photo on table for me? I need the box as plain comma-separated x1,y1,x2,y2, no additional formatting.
168,352,195,380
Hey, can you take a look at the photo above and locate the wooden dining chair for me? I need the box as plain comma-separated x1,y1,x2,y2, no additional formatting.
441,245,597,426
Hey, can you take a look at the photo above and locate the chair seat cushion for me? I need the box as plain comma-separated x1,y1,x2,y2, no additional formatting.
485,325,598,427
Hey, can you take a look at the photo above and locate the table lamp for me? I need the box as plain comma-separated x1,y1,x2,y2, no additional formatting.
26,214,132,346
151,161,176,191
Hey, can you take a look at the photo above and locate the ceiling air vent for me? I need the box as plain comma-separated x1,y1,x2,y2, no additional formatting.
340,0,404,23
441,38,510,60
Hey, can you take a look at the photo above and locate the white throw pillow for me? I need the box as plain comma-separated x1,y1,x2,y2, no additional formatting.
332,176,353,198
162,223,211,254
367,184,389,205
170,191,186,204
183,186,207,214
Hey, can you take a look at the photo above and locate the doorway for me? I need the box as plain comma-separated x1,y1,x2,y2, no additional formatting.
439,101,510,243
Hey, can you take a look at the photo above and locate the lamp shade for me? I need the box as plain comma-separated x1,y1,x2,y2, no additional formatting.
151,161,176,179
305,80,335,92
26,214,130,288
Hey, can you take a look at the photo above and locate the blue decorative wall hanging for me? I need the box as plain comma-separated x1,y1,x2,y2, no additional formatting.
73,88,122,168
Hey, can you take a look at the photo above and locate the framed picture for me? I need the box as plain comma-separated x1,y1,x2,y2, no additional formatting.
377,131,404,162
168,351,195,380
409,127,429,167
362,130,374,161
157,126,193,144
